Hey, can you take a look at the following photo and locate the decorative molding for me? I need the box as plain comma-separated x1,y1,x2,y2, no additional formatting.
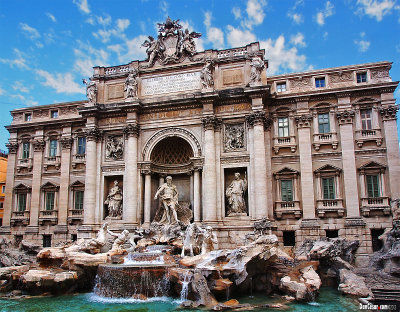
32,139,45,152
344,217,366,227
220,155,250,164
300,219,320,228
84,127,103,142
245,111,271,129
6,142,18,154
202,115,222,131
329,71,352,83
295,114,312,128
60,137,73,150
224,123,245,152
380,105,399,121
123,123,140,137
336,110,355,125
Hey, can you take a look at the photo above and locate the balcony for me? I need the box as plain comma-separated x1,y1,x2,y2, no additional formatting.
316,199,345,217
275,201,301,219
272,136,297,154
39,210,58,225
313,132,339,151
16,158,33,173
355,129,382,148
72,154,86,169
43,156,61,171
10,211,30,226
360,197,390,217
68,209,83,224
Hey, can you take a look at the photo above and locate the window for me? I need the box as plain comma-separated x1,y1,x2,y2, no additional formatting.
22,142,30,159
49,140,57,157
360,109,372,130
0,202,3,209
318,113,330,134
18,193,27,211
322,177,335,199
2,185,5,193
357,72,367,83
0,218,2,226
74,191,84,210
77,137,86,155
45,192,55,210
25,113,32,121
281,180,293,202
326,230,339,238
276,82,286,92
43,235,52,247
283,231,296,246
71,234,77,242
371,229,384,252
50,110,58,118
278,117,289,137
315,77,325,88
366,175,380,198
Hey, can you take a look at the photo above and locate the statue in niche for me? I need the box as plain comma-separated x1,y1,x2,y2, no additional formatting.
179,28,201,56
105,136,124,160
82,78,97,105
154,176,179,225
226,172,248,215
104,180,123,218
200,60,214,89
125,69,138,99
249,56,265,84
225,124,244,151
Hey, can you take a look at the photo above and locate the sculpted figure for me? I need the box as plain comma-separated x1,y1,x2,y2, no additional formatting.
125,70,138,99
181,223,200,257
104,180,123,218
142,35,164,66
391,199,400,220
249,56,265,84
180,28,201,56
226,172,248,215
200,60,214,89
82,78,97,105
200,226,218,255
225,125,244,151
154,176,179,225
107,229,130,251
106,136,124,160
68,222,109,253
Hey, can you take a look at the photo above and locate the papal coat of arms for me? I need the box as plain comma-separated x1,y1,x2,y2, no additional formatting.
142,17,201,67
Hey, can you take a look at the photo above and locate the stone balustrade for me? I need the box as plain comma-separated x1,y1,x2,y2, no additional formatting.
275,201,301,219
316,199,345,217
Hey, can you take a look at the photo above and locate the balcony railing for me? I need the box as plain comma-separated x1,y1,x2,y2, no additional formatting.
273,136,297,154
275,201,301,219
72,154,86,169
17,158,33,172
68,209,84,224
11,210,30,225
312,132,338,151
39,210,58,224
360,197,390,217
316,199,344,217
355,128,382,147
43,156,61,171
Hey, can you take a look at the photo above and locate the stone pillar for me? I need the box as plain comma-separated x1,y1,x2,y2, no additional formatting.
202,116,219,223
380,106,400,198
264,126,274,219
336,110,361,218
123,123,139,226
143,170,152,227
248,126,255,219
2,139,18,229
246,111,269,219
193,168,201,222
214,126,222,221
295,114,316,220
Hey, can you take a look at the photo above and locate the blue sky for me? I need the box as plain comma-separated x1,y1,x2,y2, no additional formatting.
0,0,399,151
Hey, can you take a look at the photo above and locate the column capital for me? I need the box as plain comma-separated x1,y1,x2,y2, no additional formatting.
32,139,45,152
295,114,312,128
336,110,355,125
380,105,399,121
60,136,73,150
246,111,271,130
85,127,103,142
6,142,18,154
202,115,221,131
123,123,140,137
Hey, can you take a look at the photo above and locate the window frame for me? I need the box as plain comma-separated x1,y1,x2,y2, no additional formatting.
50,110,58,118
49,139,58,157
276,82,287,93
322,177,335,200
360,108,373,130
366,174,380,198
17,193,27,212
281,179,294,202
74,190,84,210
77,136,86,155
45,191,55,211
357,72,367,83
278,117,290,137
318,113,330,134
315,77,326,88
24,113,32,121
22,142,30,159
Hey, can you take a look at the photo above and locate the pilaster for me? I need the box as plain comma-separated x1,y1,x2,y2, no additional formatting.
2,139,18,229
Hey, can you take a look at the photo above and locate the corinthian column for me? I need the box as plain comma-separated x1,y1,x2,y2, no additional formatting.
2,139,18,230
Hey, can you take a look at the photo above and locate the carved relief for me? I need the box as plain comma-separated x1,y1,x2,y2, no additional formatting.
140,108,203,121
246,111,271,129
200,60,214,89
371,69,390,81
98,117,127,127
33,109,49,118
202,116,222,131
124,69,138,99
32,139,45,152
336,110,355,125
6,142,18,154
329,71,352,83
13,114,23,121
105,136,124,160
108,84,124,100
216,103,251,114
85,127,103,142
380,105,398,121
60,107,78,115
295,114,313,128
290,77,312,90
60,137,73,150
224,124,245,152
123,123,140,137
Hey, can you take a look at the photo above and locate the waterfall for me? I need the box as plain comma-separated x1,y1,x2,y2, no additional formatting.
180,272,192,302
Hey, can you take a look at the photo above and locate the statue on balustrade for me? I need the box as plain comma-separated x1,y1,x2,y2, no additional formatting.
125,69,138,99
82,78,97,105
104,180,123,218
226,172,247,215
200,60,214,89
249,56,265,84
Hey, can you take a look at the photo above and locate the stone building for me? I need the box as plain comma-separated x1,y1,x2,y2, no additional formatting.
1,18,399,265
0,150,8,226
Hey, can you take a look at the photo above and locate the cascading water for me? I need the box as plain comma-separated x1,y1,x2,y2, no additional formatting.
179,272,192,302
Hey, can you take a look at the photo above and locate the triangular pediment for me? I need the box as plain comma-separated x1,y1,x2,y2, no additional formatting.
274,167,299,176
14,183,31,192
315,164,342,173
359,161,386,170
40,181,59,190
70,180,85,188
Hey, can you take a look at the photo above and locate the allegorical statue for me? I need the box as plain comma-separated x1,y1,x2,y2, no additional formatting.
179,28,201,56
125,69,138,99
107,229,130,252
82,78,97,105
226,172,248,215
200,60,214,89
154,176,179,225
200,226,218,255
104,180,123,218
249,56,265,84
142,35,165,66
105,136,124,160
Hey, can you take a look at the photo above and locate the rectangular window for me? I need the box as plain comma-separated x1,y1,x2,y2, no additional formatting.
2,185,5,193
77,137,86,155
366,175,380,198
22,142,30,159
315,77,325,88
49,140,57,157
276,82,286,92
281,180,293,202
25,113,32,121
322,177,335,199
50,110,58,118
278,117,289,137
45,192,55,210
43,235,52,248
71,234,77,242
0,202,3,209
18,193,27,211
318,113,330,134
361,109,372,130
326,230,339,238
283,231,296,247
74,191,84,210
357,72,367,83
0,218,2,226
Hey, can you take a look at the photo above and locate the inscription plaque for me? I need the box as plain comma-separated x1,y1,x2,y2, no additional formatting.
141,72,201,96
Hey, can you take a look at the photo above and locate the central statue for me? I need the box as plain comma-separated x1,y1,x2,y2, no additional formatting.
154,176,179,225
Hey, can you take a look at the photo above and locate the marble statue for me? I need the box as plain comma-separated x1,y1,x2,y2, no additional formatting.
154,176,179,225
125,69,138,99
200,226,218,255
105,136,124,160
200,60,214,89
67,222,109,253
226,172,247,215
181,223,200,257
249,56,265,84
107,229,130,251
82,78,97,105
142,35,164,66
104,180,123,218
391,199,400,220
180,28,201,56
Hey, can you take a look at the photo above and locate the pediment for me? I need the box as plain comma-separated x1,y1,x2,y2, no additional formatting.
274,167,299,176
70,180,85,188
359,161,386,171
14,183,31,192
315,164,342,173
40,181,59,190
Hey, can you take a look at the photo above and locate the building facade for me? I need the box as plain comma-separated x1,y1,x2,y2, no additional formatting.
1,19,399,265
0,150,8,226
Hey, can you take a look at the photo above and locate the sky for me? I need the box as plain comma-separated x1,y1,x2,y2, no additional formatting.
0,0,400,151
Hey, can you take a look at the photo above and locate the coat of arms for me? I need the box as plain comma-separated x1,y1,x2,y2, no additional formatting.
142,17,201,67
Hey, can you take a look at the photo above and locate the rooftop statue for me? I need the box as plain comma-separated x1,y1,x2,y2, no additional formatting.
82,78,97,105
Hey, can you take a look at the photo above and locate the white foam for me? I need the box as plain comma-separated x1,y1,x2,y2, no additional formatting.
86,293,178,304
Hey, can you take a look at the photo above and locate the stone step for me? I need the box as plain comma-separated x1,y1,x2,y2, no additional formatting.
371,288,400,302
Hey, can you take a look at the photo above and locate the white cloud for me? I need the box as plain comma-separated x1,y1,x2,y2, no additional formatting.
92,18,130,43
19,23,40,40
315,1,334,25
85,17,95,25
354,32,371,52
12,81,29,93
73,40,109,76
73,0,90,14
232,7,241,19
204,12,225,49
356,0,396,21
242,0,267,29
290,32,306,47
159,1,168,14
107,35,148,64
226,25,256,47
97,14,112,26
260,35,307,75
36,70,84,94
46,12,56,22
288,12,303,24
0,48,29,69
323,31,329,40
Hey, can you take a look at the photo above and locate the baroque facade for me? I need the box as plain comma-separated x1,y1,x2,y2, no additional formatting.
1,18,399,265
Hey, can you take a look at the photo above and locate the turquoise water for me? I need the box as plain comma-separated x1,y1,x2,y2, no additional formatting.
0,287,358,312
